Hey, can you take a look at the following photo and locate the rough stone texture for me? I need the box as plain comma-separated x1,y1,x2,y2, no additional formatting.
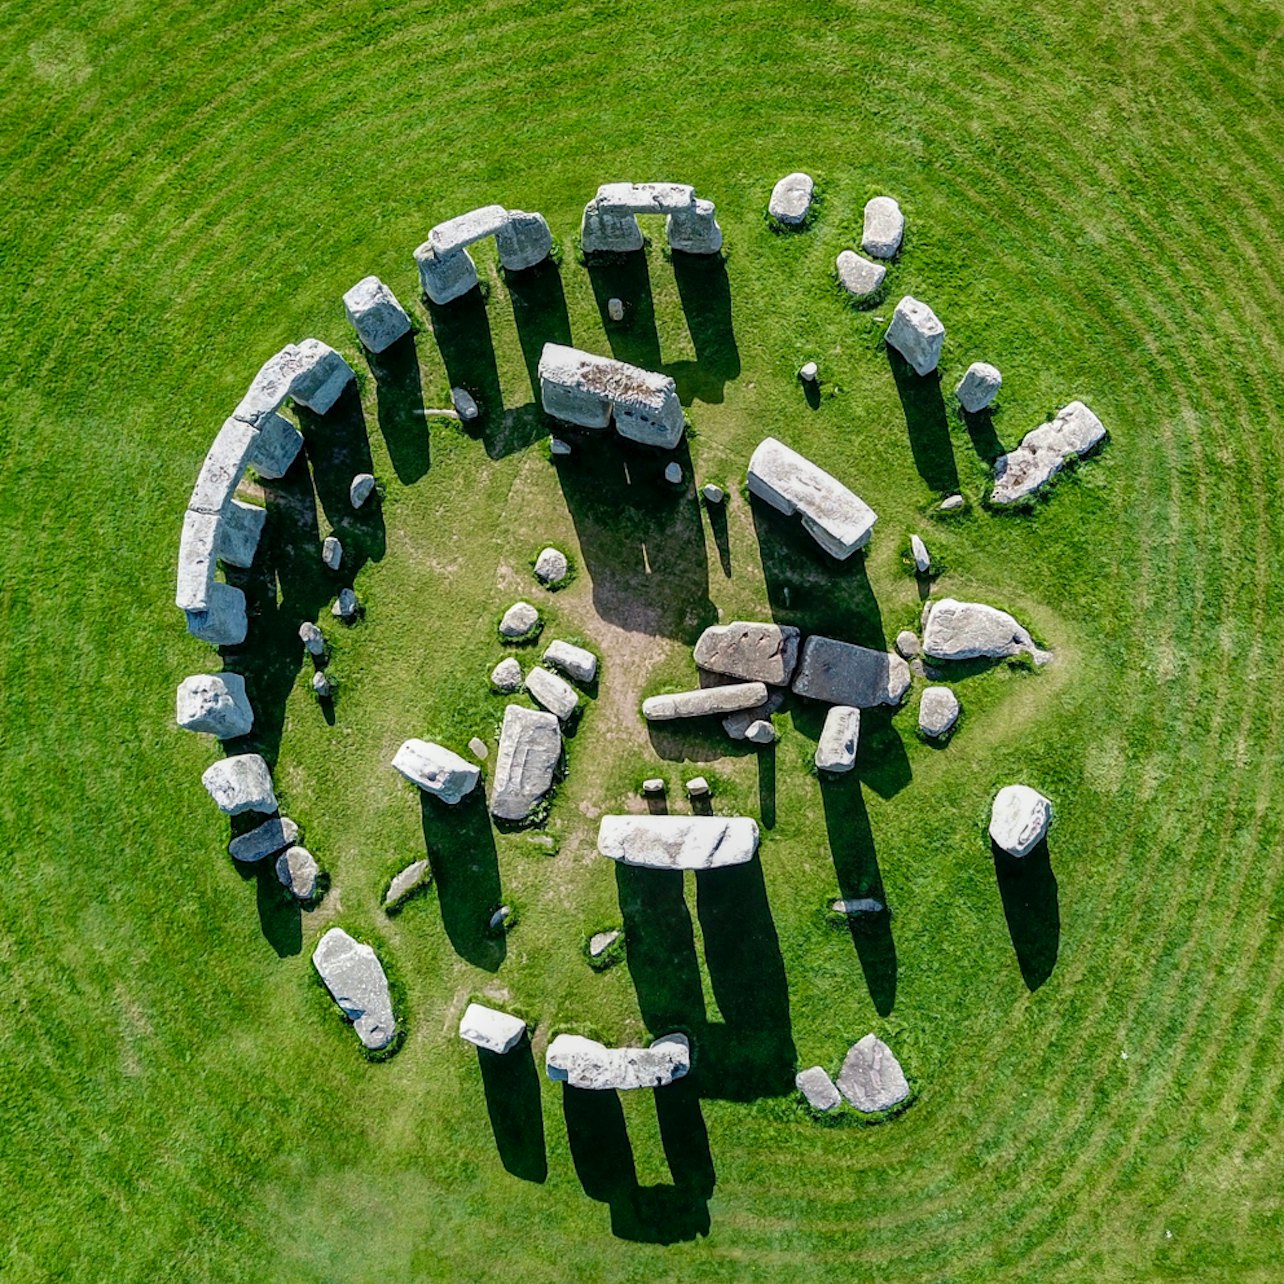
343,275,412,353
694,621,801,685
499,601,540,639
290,339,355,415
332,587,359,620
459,1002,526,1054
836,250,887,299
745,719,775,744
299,621,326,656
991,401,1106,505
495,209,553,272
685,776,710,796
176,672,254,739
664,461,683,484
525,665,579,721
702,483,725,504
545,1032,690,1090
990,785,1053,857
921,598,1049,664
229,815,298,863
597,814,759,870
642,778,665,794
544,640,597,684
322,535,342,571
391,739,480,804
468,736,488,759
451,386,478,421
276,845,319,899
748,436,877,559
895,630,919,659
940,494,965,512
490,704,561,821
176,507,221,613
249,411,305,480
219,500,265,569
490,657,523,691
489,905,512,932
955,361,1002,413
311,671,332,698
234,345,307,426
534,546,569,585
832,897,885,916
723,688,786,740
607,297,625,321
815,704,861,772
384,859,430,909
793,637,911,708
185,582,248,646
769,172,814,225
349,473,376,508
201,753,277,815
837,1034,910,1112
799,361,818,382
430,204,509,256
312,928,397,1051
589,929,621,957
885,296,945,376
414,240,480,306
581,182,722,255
796,1065,842,1112
910,533,931,574
861,196,905,259
550,438,572,457
187,417,261,517
642,682,769,721
918,686,960,738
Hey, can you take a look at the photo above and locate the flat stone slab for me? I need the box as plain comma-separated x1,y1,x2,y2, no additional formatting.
836,250,887,299
919,686,960,738
176,672,253,739
229,815,299,863
343,275,412,353
837,1034,909,1112
525,665,579,721
543,640,597,684
201,753,277,815
384,859,430,909
990,784,1052,857
921,598,1049,664
597,814,760,870
796,1065,842,1112
312,928,397,1051
642,682,769,721
459,1002,526,1054
816,704,861,772
391,739,480,804
490,704,561,821
792,637,911,708
956,361,1002,412
991,401,1106,505
885,295,944,376
694,621,800,685
429,203,509,255
861,196,905,259
748,437,877,559
545,1032,690,1090
769,171,814,225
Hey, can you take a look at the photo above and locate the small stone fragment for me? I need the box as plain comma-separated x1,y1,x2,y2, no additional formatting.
525,665,579,721
642,778,665,794
861,196,905,259
940,493,965,512
229,815,299,863
322,536,342,571
799,361,818,382
685,777,710,797
384,859,431,910
589,929,621,957
885,296,944,376
664,461,683,485
491,657,523,692
451,386,478,421
533,546,569,585
831,897,885,916
201,753,277,815
702,483,725,504
918,686,960,739
276,845,319,900
607,297,625,321
768,172,814,226
544,640,597,684
815,705,860,773
176,673,254,739
499,601,540,640
391,739,480,804
468,736,488,759
837,1033,910,1112
745,719,775,744
550,438,572,457
989,785,1053,857
311,671,332,699
836,249,887,299
459,1002,526,1054
349,473,376,508
955,362,1002,413
299,621,326,656
796,1065,841,1112
331,587,359,620
723,689,786,740
894,630,919,659
910,534,931,574
312,928,397,1051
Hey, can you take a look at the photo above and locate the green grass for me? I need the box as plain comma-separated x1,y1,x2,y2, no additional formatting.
3,0,1284,1278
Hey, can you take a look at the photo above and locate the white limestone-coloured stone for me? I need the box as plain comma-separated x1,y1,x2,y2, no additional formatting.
276,845,319,899
910,533,931,574
886,296,945,375
940,493,965,511
955,361,1002,413
459,1002,527,1054
349,473,376,508
219,499,265,569
384,859,430,909
312,928,397,1051
589,929,621,957
667,196,723,254
468,736,488,759
291,339,355,414
201,753,277,815
526,665,579,721
184,581,248,646
490,704,561,821
597,814,759,870
861,196,905,259
664,461,683,484
176,672,254,739
694,621,801,685
490,656,523,692
815,704,861,772
796,1065,842,1112
769,172,814,225
299,620,326,656
918,686,960,738
249,411,305,480
921,598,1049,664
792,637,911,708
331,587,359,619
642,681,769,721
342,275,412,353
702,483,725,504
451,386,478,421
533,546,568,585
543,640,597,684
499,601,540,639
545,1032,690,1090
494,209,553,272
838,1034,910,1112
187,416,261,516
229,815,298,863
430,204,510,256
311,671,331,698
991,401,1106,505
836,250,887,299
989,785,1053,857
745,719,775,745
414,240,480,305
607,297,625,321
799,361,818,382
642,778,665,794
391,739,480,804
685,776,710,797
322,535,342,571
176,508,221,613
895,630,919,659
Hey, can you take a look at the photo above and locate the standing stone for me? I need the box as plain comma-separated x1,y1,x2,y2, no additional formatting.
694,621,801,685
831,897,885,916
702,483,725,504
745,719,775,745
229,815,299,863
885,296,945,376
349,473,376,508
299,621,326,656
499,601,540,640
459,1002,527,1054
201,753,277,815
918,686,960,738
185,581,248,647
391,739,480,804
792,637,911,708
291,339,356,415
451,386,479,422
894,630,919,659
322,535,342,571
342,275,412,353
526,666,579,721
664,461,683,485
533,547,569,585
910,534,931,574
384,858,431,910
219,500,266,569
311,928,397,1051
488,905,513,932
836,250,886,300
642,778,665,796
176,673,254,739
490,657,523,692
796,1065,842,1112
837,1034,909,1112
276,845,319,899
991,401,1107,506
799,361,818,382
861,196,905,259
815,705,861,772
921,598,1049,664
543,640,597,684
955,362,1002,412
768,172,814,226
468,736,488,759
642,682,769,721
331,588,359,620
589,928,621,957
685,777,710,797
607,297,625,321
250,411,305,480
311,671,332,699
550,438,572,457
490,704,561,821
989,785,1052,857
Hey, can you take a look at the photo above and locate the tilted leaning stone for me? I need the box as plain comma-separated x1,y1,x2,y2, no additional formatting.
724,688,785,740
796,1065,842,1112
747,437,877,559
815,704,861,772
921,598,1050,664
991,401,1106,506
989,785,1052,857
176,672,254,739
459,1003,527,1054
312,928,397,1051
885,295,945,376
229,815,299,863
545,1032,691,1090
343,275,412,353
861,196,905,259
490,704,561,822
391,739,480,804
642,682,769,721
792,637,911,708
201,753,277,815
384,859,430,910
597,814,760,870
837,1034,910,1112
694,621,800,685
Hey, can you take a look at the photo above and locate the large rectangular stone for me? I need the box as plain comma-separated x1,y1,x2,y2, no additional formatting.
176,508,220,611
187,417,260,515
490,704,561,821
429,204,509,256
641,681,768,721
597,814,760,870
791,636,911,707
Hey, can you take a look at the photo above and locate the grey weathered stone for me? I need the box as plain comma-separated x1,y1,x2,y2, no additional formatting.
895,630,919,659
597,814,759,870
769,172,814,225
921,598,1049,664
201,753,277,815
468,736,488,759
642,778,665,794
451,386,478,421
276,845,319,899
745,719,775,744
384,858,430,909
459,1002,526,1054
430,204,510,256
299,621,326,656
664,461,683,485
685,776,710,797
533,546,568,585
831,897,885,916
796,1065,841,1112
815,704,861,772
526,665,579,721
910,533,931,574
290,339,355,414
414,240,480,306
490,657,524,692
343,275,412,353
488,905,513,932
545,1032,690,1089
349,473,376,508
723,688,785,740
219,499,265,570
187,416,260,517
991,401,1106,506
391,739,480,804
861,196,905,259
955,361,1002,413
886,296,945,376
311,928,396,1051
176,672,254,739
249,411,304,480
176,508,221,613
695,621,801,685
494,209,553,271
322,535,342,571
642,681,769,721
607,297,625,321
799,361,818,382
499,601,540,639
793,637,911,708
311,671,332,699
702,483,725,504
544,640,597,684
918,686,960,738
836,250,886,299
490,704,561,821
990,785,1052,857
184,582,248,646
550,437,572,457
234,345,307,426
940,493,965,512
229,815,298,863
331,587,359,620
748,437,877,559
837,1034,909,1112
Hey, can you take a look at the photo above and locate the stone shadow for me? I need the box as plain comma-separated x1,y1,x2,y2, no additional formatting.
993,838,1060,990
704,497,731,578
758,743,777,829
668,252,740,405
615,865,704,1034
885,347,959,496
478,1037,547,1183
367,331,429,485
420,792,506,971
506,258,573,402
587,251,662,370
230,859,301,958
961,406,1006,463
789,700,911,805
645,711,760,766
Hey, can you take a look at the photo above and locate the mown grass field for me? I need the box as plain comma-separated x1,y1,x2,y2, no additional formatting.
3,0,1284,1279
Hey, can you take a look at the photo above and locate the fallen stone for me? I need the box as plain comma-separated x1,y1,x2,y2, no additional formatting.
533,546,569,585
861,196,905,259
745,719,775,744
918,686,960,739
642,778,664,794
201,753,277,815
955,361,1002,413
748,436,877,559
837,1034,909,1112
723,688,786,740
468,736,488,759
895,630,919,659
940,493,965,512
836,249,887,299
490,704,561,821
695,621,801,685
229,815,298,863
642,681,769,721
831,897,885,916
796,1065,841,1112
459,1003,526,1054
545,1032,690,1090
331,587,359,620
910,534,931,574
349,473,376,508
384,859,430,910
312,928,397,1051
589,929,621,957
886,296,945,376
816,704,861,772
607,297,625,321
597,814,759,870
792,637,911,708
176,672,254,739
311,671,332,699
769,171,814,225
499,601,540,640
799,361,818,382
550,438,572,457
544,640,597,684
990,785,1052,857
342,275,412,353
250,411,305,480
685,777,710,797
702,483,725,504
490,657,523,692
299,621,326,656
219,500,266,569
991,401,1106,506
276,845,319,899
322,535,342,571
451,386,478,421
664,461,683,485
921,598,1049,664
391,739,480,804
526,665,579,721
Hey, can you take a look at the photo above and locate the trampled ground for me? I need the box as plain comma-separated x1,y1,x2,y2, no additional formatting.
3,1,1284,1279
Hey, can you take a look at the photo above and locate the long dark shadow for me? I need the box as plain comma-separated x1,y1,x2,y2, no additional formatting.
506,258,573,400
479,1039,547,1182
993,838,1060,990
668,251,740,405
885,345,959,496
586,251,662,370
368,331,429,485
425,287,509,458
962,405,1006,464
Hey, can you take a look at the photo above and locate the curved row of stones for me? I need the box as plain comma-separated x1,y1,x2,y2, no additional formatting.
173,176,1063,1098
